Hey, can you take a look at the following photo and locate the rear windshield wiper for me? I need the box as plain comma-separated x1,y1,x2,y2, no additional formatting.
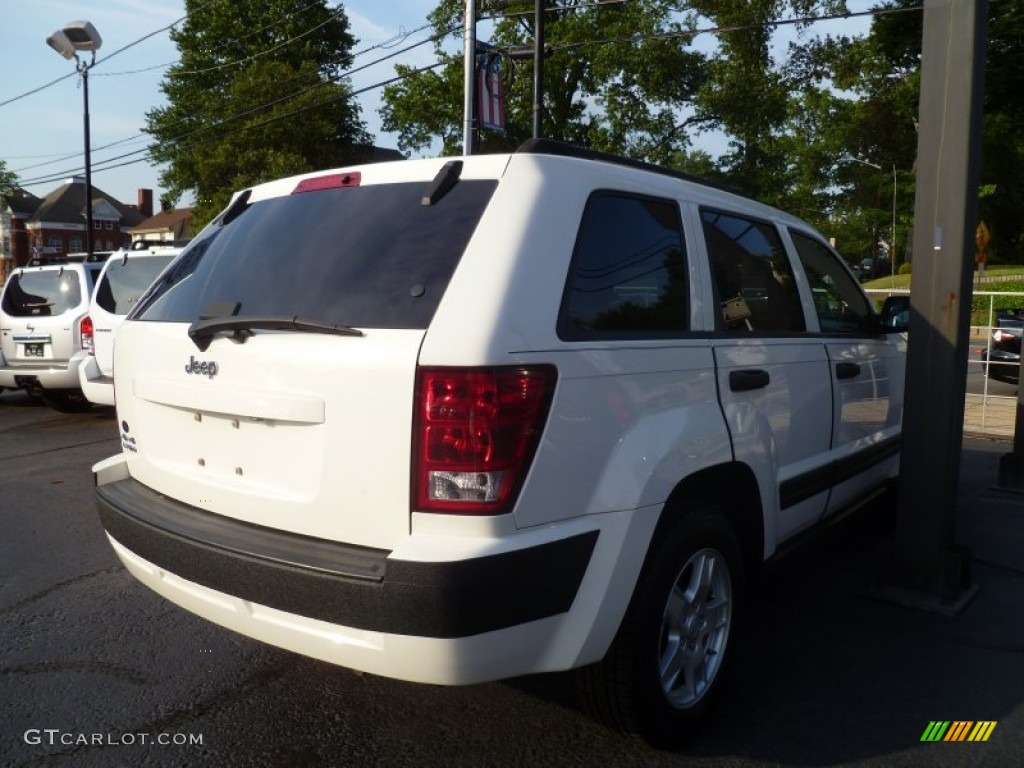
188,315,364,351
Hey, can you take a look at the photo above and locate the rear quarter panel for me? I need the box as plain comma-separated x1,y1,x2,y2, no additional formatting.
420,155,734,530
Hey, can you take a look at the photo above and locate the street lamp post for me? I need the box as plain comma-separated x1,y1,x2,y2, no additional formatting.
46,21,102,258
890,163,897,284
844,155,898,285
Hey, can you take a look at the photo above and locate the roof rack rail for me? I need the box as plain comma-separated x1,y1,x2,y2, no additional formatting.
66,251,114,263
514,138,741,196
130,239,191,251
27,251,113,266
27,255,69,266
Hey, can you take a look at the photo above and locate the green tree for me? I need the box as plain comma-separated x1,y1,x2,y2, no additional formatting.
380,1,706,162
821,2,919,264
0,159,16,195
979,0,1024,262
802,0,1024,265
688,0,788,200
675,1,851,204
145,0,369,225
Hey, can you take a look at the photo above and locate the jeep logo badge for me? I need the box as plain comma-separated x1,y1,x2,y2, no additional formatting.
185,355,218,378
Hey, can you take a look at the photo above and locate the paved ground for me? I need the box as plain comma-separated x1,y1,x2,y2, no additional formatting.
2,392,1023,767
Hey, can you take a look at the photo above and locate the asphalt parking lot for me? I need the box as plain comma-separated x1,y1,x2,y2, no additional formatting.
2,389,1022,767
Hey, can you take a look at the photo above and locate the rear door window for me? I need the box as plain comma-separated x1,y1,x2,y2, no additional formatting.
1,270,83,317
701,209,805,333
95,255,176,315
134,180,497,329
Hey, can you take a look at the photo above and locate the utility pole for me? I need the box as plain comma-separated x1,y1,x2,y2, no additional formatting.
876,0,988,613
532,0,545,139
463,0,476,156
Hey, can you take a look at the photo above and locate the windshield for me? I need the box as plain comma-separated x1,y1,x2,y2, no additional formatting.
133,180,497,329
1,270,83,317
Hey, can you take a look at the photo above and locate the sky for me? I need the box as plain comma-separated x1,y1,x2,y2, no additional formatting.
0,1,873,211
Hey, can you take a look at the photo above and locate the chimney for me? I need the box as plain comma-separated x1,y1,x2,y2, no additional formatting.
138,189,154,219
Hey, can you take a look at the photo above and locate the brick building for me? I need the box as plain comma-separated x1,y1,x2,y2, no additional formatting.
1,178,155,279
0,187,41,278
126,205,195,245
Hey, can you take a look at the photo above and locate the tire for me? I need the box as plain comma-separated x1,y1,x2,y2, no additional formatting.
579,506,745,750
41,388,93,413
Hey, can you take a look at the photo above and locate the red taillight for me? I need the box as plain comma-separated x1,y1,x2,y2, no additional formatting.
413,365,557,515
80,315,95,355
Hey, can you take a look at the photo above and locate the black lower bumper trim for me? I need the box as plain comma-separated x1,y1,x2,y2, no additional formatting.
96,478,598,639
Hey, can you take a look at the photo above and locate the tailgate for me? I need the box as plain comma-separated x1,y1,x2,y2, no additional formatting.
116,321,424,550
1,269,84,363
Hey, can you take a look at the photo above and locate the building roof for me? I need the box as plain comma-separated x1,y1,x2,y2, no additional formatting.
2,187,42,217
126,208,194,238
28,177,145,228
364,146,405,163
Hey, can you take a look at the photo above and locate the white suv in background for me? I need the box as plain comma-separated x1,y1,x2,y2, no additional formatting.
79,243,183,405
94,141,908,748
0,255,106,411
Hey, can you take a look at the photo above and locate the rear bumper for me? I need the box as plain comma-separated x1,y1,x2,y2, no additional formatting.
79,356,116,405
96,475,596,639
0,350,85,390
94,454,654,684
981,348,1020,382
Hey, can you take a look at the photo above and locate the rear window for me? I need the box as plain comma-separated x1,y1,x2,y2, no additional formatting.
95,254,176,315
1,270,83,317
133,180,498,329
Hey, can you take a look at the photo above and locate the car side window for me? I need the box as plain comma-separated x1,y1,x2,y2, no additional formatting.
789,231,875,334
701,209,805,333
558,191,688,339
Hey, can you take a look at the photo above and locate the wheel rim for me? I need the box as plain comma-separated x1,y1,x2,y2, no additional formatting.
658,547,732,709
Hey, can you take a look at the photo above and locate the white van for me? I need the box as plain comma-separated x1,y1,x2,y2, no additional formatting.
94,141,907,747
79,243,182,405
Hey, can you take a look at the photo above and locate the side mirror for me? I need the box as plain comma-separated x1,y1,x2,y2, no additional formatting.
879,295,910,333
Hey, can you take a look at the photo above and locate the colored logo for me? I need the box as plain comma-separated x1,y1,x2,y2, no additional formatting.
921,721,996,742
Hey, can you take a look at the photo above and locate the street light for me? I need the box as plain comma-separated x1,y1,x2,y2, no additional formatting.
46,21,102,258
843,154,898,286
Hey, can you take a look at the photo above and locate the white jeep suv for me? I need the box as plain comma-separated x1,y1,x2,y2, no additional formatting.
94,141,907,747
0,256,106,411
79,243,182,405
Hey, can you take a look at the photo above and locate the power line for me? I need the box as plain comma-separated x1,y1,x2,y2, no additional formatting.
543,5,925,54
0,1,405,109
95,0,351,79
8,12,445,175
159,21,456,134
10,2,925,187
15,60,448,187
0,72,76,110
95,17,434,79
0,1,208,110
